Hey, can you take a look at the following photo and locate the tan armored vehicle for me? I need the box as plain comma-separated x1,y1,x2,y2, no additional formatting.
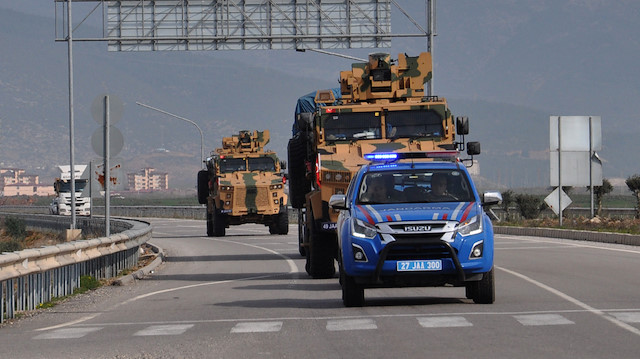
198,130,289,237
288,52,475,278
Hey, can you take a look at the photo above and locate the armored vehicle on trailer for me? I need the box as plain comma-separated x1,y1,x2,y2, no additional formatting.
288,52,473,278
198,130,288,237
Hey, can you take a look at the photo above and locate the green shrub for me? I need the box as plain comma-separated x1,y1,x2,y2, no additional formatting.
515,194,544,219
4,216,26,240
0,240,22,252
78,275,101,292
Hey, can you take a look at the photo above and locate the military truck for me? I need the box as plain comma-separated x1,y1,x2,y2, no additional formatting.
198,130,289,237
288,52,474,278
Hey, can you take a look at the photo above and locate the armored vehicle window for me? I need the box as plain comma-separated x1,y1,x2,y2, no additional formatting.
248,157,276,172
323,112,382,141
220,158,246,173
386,109,444,139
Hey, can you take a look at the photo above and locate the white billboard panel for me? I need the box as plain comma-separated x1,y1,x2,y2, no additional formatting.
549,151,602,187
549,116,601,151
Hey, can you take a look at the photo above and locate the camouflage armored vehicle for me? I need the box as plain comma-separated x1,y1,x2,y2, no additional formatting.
288,52,475,278
198,130,289,237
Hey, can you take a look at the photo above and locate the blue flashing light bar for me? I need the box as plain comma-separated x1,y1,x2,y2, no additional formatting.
364,151,460,162
364,153,398,161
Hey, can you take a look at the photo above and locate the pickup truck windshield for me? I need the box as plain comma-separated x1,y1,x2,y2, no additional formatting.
358,169,474,204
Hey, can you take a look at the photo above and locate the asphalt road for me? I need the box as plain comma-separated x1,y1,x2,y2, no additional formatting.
2,218,640,358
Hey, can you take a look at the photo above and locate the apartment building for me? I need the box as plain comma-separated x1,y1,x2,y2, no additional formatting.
0,168,55,196
127,167,169,191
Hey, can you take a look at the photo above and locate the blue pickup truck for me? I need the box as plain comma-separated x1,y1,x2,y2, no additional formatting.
330,151,502,307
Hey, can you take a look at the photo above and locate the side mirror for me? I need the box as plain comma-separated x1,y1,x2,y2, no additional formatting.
280,161,287,170
482,191,502,206
329,194,347,210
456,116,469,135
467,141,481,156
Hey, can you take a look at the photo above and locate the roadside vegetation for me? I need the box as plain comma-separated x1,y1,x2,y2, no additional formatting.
497,177,640,235
0,216,65,252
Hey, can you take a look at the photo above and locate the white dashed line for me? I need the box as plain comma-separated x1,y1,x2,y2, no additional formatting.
513,314,574,326
231,321,283,333
134,324,194,336
417,316,473,328
33,327,103,339
610,312,640,323
326,318,377,331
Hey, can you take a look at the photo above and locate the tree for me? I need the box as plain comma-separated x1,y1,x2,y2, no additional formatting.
501,190,515,219
515,194,544,220
626,174,640,219
591,178,613,216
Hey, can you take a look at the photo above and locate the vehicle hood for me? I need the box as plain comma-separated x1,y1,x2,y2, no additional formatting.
354,202,478,225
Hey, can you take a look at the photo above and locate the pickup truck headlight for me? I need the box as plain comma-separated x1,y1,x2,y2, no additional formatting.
352,218,377,239
457,214,482,236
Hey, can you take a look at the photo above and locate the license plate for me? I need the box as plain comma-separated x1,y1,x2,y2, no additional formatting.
397,260,442,272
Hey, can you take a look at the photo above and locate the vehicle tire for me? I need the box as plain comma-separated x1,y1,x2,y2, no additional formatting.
298,211,306,256
472,267,495,304
269,224,277,234
213,211,226,237
287,135,310,209
307,228,336,279
277,208,289,235
464,282,477,300
206,212,214,237
341,269,364,307
197,170,210,205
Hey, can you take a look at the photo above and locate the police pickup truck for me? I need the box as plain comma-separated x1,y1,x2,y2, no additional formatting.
330,151,501,307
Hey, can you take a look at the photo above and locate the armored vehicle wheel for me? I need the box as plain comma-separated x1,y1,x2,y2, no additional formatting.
287,135,310,209
297,210,306,256
206,212,214,237
276,209,289,235
298,224,306,257
341,269,364,307
197,170,210,205
213,211,226,237
268,223,277,235
306,229,336,279
471,267,495,304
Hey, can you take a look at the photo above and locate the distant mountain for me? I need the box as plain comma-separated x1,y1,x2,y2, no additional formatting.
0,9,335,189
2,1,639,190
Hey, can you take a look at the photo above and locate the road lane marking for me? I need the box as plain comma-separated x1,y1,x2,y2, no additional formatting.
417,316,472,328
134,324,194,336
498,266,640,336
33,327,102,339
35,238,298,332
496,235,640,255
610,312,640,323
326,318,377,331
231,321,283,333
513,314,574,326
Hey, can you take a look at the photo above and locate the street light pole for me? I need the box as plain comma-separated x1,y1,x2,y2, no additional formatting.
136,102,205,168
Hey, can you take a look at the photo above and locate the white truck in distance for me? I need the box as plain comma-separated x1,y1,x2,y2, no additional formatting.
53,165,90,216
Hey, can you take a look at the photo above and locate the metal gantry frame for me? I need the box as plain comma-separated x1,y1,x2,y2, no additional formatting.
54,1,431,51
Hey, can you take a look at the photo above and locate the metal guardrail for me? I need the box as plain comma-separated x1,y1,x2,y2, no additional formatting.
0,212,151,323
1,205,638,323
2,205,637,220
